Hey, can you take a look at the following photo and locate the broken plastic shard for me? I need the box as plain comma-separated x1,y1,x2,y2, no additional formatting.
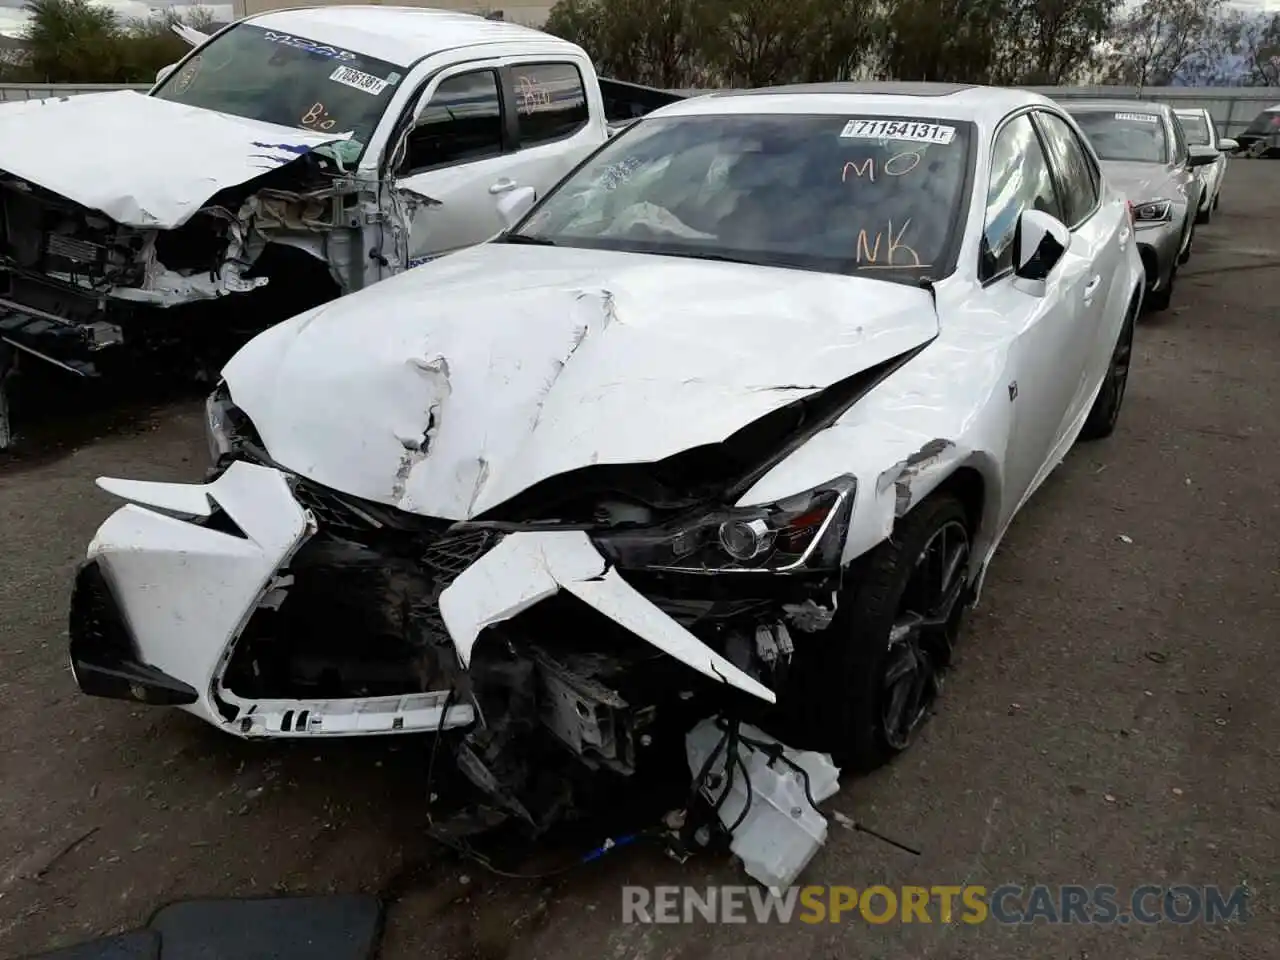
685,718,840,888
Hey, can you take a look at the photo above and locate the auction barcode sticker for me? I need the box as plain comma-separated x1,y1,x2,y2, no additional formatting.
1115,112,1159,123
840,119,956,144
330,65,390,96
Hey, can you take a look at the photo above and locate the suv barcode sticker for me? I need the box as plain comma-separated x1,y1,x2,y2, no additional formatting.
1115,113,1158,123
839,119,956,144
330,65,389,96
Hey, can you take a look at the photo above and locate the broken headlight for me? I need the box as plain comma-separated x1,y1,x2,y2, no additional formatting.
592,476,856,574
205,381,261,465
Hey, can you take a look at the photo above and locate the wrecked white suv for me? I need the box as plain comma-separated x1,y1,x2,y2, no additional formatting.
0,7,675,389
70,84,1144,852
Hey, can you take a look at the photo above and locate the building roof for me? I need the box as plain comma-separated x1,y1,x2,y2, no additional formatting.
245,5,570,67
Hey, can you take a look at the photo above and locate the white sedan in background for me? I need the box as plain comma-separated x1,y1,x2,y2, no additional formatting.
70,83,1144,838
1175,106,1236,222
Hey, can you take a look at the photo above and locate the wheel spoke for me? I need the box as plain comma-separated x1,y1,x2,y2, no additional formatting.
880,518,971,751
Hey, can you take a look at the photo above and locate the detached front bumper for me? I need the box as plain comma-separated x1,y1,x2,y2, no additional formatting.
69,460,774,740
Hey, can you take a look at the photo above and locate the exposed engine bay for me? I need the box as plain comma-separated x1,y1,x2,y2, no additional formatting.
0,150,361,378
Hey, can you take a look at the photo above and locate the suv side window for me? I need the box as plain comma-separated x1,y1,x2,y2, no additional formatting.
401,71,504,175
982,114,1063,280
1034,111,1099,227
510,62,588,146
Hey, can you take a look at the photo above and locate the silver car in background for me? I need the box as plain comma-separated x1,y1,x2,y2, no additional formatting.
1062,100,1216,311
1174,107,1237,223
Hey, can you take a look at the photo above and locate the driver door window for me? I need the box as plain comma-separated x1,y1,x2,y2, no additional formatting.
982,114,1062,280
399,70,505,176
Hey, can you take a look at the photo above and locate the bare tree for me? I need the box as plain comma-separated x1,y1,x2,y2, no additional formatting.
1105,0,1226,88
1216,9,1280,86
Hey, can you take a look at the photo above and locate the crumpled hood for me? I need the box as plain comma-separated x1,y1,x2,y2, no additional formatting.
224,244,939,519
1100,160,1176,206
0,90,350,228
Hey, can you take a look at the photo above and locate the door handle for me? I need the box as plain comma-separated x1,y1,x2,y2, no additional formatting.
489,178,517,195
1083,275,1102,302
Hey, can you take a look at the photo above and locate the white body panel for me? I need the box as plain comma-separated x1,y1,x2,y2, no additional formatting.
0,91,351,229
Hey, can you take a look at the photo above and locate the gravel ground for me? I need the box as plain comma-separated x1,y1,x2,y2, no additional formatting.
1,162,1277,960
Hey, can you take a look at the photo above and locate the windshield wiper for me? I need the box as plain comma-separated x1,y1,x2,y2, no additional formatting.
500,234,557,246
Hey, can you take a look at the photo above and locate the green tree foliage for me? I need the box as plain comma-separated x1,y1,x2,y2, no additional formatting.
545,0,874,87
2,0,214,84
545,0,1120,86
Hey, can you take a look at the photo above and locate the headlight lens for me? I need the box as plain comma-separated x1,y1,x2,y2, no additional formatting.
592,476,856,574
204,381,259,464
1132,199,1173,222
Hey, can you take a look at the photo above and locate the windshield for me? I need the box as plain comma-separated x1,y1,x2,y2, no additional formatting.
1177,113,1213,146
509,114,973,278
1243,109,1280,134
1069,110,1167,163
152,24,406,162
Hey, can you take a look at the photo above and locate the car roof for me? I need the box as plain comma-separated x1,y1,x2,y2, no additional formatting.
656,82,1059,127
1061,99,1171,115
245,5,569,67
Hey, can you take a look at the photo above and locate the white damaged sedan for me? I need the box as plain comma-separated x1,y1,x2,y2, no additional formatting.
71,83,1143,829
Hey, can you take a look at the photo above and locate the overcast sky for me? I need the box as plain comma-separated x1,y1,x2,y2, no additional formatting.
0,0,1277,37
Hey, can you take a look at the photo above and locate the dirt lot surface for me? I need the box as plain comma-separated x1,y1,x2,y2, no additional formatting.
2,163,1278,960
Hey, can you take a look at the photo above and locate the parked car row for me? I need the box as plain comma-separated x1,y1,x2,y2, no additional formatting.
1054,99,1236,312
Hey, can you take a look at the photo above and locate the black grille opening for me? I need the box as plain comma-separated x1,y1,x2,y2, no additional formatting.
222,524,504,701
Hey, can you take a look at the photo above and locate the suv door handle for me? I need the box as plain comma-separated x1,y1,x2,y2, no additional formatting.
1083,275,1102,302
489,178,518,195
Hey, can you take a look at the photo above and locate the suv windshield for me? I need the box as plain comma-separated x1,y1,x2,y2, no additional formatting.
509,114,973,279
152,24,405,161
1177,113,1213,146
1069,110,1167,163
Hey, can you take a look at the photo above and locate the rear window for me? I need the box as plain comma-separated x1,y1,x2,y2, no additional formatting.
1069,110,1167,163
153,24,405,160
1177,113,1213,146
511,63,589,146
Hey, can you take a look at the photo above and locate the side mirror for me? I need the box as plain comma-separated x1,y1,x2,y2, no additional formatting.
155,63,178,85
1188,146,1218,167
1218,137,1238,153
1012,209,1070,296
496,185,537,230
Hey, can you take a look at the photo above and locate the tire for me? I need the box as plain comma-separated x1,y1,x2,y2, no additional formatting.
1178,222,1194,265
1079,299,1136,441
1146,265,1175,312
777,493,972,773
1213,191,1221,211
1196,203,1210,225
